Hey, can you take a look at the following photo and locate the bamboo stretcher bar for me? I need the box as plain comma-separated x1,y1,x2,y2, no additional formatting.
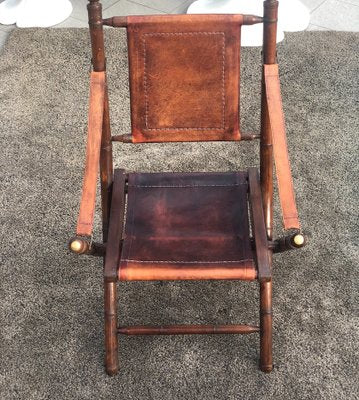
111,133,260,143
118,324,260,335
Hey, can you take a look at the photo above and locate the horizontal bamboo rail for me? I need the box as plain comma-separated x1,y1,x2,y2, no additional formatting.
118,324,260,335
102,16,127,27
111,133,260,143
103,15,263,28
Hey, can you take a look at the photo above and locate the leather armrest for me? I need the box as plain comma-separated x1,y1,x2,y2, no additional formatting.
76,71,106,237
264,64,300,230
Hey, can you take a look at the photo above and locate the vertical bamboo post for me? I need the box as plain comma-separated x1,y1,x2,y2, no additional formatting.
88,0,118,376
104,281,119,375
260,0,278,241
258,0,278,373
87,0,113,242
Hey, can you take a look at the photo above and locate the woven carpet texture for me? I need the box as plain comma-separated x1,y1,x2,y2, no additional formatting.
0,29,358,399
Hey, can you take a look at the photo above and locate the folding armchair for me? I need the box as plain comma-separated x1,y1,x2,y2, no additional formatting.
69,0,307,376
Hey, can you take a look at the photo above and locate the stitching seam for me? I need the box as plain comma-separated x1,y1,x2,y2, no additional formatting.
123,259,253,264
143,32,226,131
128,184,246,188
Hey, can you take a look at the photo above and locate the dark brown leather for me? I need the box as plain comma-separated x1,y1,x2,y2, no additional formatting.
126,15,242,143
118,171,256,281
264,64,300,230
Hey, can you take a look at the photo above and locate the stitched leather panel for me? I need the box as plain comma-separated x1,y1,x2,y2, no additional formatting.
127,15,242,142
118,172,256,281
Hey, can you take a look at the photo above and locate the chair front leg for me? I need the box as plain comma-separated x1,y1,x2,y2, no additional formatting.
260,279,273,372
104,279,119,375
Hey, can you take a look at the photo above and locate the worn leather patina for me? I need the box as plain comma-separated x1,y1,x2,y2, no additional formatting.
119,172,256,281
127,15,242,142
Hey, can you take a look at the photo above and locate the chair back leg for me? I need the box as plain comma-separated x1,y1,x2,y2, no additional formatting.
258,0,277,373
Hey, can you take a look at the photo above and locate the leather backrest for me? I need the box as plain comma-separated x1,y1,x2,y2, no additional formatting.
126,14,243,142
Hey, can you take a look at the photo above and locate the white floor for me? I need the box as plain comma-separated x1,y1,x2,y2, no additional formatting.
0,0,358,49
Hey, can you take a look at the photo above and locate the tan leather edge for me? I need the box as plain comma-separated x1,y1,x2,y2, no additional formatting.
76,71,106,236
119,261,257,281
264,64,300,230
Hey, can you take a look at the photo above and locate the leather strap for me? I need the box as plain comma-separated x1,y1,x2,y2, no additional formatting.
264,64,300,230
76,71,105,236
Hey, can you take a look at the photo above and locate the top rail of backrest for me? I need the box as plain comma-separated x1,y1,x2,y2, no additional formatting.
102,14,263,143
102,14,263,28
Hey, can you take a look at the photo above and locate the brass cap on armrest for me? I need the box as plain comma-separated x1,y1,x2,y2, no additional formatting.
271,231,307,253
292,233,305,247
69,237,90,254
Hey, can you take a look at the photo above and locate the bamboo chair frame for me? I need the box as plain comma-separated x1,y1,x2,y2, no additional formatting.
69,0,307,376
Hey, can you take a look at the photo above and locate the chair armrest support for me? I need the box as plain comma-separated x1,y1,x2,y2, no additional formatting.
264,64,300,231
248,168,271,282
75,71,106,237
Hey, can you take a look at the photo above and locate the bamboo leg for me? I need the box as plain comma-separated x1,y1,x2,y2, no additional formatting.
260,279,273,372
259,0,277,375
104,280,119,375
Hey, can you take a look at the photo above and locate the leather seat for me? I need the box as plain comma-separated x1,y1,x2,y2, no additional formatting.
118,171,257,281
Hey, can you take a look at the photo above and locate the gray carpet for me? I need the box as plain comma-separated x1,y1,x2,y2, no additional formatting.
0,28,358,400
